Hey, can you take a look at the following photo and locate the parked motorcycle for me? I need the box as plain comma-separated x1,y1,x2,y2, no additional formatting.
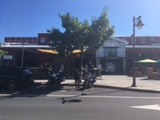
83,71,96,89
46,69,65,89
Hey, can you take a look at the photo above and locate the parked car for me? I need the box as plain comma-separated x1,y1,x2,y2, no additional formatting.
0,66,34,90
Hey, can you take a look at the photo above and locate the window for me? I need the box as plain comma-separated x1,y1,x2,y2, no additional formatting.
122,37,127,41
104,48,117,57
149,38,155,45
140,38,145,44
40,37,45,44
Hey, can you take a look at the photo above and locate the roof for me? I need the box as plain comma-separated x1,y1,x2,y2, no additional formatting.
126,45,160,48
1,44,50,48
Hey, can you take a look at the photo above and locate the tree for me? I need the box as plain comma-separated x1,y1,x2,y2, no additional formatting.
48,8,114,80
0,43,6,56
0,43,7,66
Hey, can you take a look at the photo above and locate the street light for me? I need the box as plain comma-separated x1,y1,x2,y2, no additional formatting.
21,43,25,67
131,16,144,87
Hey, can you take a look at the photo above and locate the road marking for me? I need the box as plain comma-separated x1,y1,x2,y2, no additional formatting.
47,95,76,97
0,94,11,97
47,95,160,99
1,93,160,100
81,96,160,99
130,104,160,111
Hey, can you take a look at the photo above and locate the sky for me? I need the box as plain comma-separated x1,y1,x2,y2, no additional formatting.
0,0,160,43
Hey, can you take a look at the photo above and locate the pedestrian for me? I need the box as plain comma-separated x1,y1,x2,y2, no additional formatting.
73,69,80,89
59,63,64,71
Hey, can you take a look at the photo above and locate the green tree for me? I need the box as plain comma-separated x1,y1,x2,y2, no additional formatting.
48,8,114,79
0,43,6,56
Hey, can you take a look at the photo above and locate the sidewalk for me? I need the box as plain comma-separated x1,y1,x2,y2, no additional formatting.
34,75,160,93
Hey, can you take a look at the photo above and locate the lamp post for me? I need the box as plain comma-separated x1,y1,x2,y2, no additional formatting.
21,43,24,67
131,16,144,87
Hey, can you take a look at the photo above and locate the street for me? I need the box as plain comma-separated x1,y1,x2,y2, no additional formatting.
0,85,160,120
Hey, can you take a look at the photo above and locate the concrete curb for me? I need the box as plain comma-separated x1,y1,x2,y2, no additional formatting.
94,84,160,93
62,83,160,93
34,79,160,93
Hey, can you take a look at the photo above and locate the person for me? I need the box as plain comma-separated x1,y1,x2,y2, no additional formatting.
59,63,64,71
48,65,53,74
85,64,88,70
73,69,80,89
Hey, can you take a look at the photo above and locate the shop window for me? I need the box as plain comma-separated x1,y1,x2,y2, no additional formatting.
104,48,117,57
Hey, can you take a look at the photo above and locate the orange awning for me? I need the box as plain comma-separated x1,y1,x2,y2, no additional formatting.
37,49,87,54
37,49,58,54
72,49,87,54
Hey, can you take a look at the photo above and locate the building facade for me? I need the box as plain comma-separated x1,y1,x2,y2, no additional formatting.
1,33,160,75
1,33,96,78
117,36,160,74
96,37,128,74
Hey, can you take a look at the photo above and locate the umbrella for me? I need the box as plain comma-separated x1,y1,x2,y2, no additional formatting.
137,59,157,63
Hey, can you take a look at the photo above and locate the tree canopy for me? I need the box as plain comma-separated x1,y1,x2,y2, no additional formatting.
0,43,6,56
48,8,114,56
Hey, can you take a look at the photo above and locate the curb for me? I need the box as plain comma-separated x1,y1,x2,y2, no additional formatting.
62,83,160,93
34,80,160,93
94,84,160,93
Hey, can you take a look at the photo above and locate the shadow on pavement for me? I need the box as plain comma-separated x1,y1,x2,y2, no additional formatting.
0,84,63,99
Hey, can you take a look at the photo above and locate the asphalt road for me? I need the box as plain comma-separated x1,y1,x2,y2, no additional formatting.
0,85,160,120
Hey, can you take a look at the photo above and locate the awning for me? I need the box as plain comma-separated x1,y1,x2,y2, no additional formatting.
72,49,87,54
37,49,58,54
37,49,87,54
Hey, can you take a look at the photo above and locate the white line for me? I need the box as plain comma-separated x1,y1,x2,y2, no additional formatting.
47,95,160,99
47,95,76,97
1,93,160,100
0,94,11,97
130,104,160,111
81,96,160,99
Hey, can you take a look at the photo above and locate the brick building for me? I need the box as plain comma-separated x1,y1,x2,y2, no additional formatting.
117,36,160,74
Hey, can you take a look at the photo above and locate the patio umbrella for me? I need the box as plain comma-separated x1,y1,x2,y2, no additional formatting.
137,59,157,63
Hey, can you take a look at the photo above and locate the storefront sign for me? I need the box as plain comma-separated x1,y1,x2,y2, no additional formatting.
3,55,13,60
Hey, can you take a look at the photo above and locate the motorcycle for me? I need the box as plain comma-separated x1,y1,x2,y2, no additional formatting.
46,69,65,89
83,71,96,89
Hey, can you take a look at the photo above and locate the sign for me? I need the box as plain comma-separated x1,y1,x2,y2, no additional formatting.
3,55,13,60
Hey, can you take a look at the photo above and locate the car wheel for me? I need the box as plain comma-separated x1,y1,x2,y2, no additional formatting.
6,80,16,90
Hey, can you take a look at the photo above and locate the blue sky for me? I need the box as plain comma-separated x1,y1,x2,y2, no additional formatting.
0,0,160,43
